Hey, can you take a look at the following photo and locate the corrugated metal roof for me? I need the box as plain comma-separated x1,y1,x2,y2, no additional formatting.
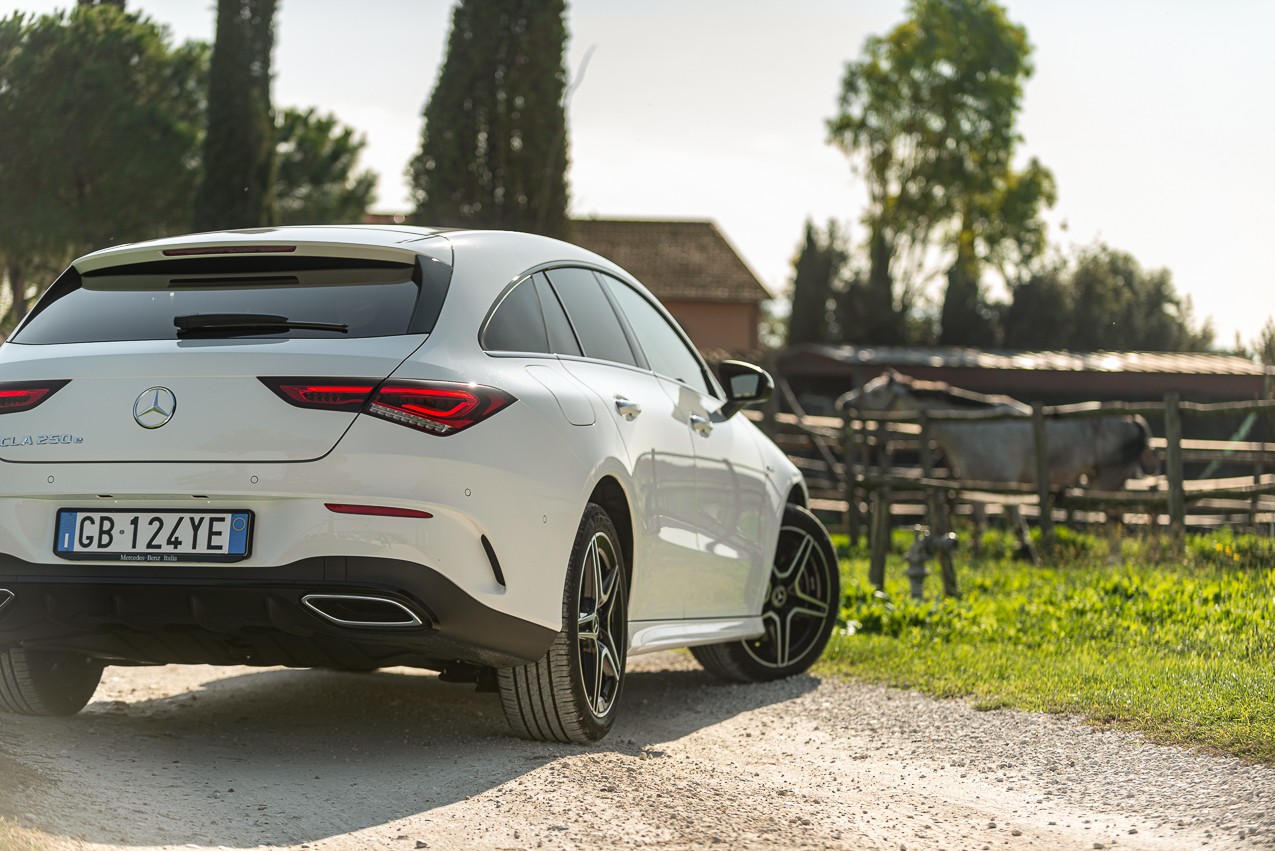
570,218,771,304
785,344,1275,376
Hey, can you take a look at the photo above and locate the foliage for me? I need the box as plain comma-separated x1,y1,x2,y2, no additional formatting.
1252,320,1275,366
192,0,277,231
0,5,206,329
408,0,569,238
823,529,1275,760
1002,243,1214,351
273,107,377,225
786,220,848,346
828,0,1053,347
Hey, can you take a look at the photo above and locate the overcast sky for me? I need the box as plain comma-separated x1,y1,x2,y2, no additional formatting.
5,0,1274,348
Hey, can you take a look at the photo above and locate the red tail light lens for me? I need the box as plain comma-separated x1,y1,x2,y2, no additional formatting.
259,378,376,412
0,380,70,414
367,381,515,436
259,377,514,436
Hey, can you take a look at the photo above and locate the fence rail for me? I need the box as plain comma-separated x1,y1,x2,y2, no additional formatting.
748,380,1275,592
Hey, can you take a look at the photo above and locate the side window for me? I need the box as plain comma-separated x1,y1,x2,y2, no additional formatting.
600,274,713,396
533,273,582,357
480,277,550,353
543,267,638,367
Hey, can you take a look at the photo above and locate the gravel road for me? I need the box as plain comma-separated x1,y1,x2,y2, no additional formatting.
0,651,1272,850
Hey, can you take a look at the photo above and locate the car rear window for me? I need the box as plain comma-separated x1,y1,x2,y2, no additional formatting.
11,258,424,344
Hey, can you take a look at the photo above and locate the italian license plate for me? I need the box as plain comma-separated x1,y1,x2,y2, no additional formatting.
54,509,253,563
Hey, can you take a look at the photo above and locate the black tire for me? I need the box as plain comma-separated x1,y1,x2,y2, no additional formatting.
692,504,839,682
497,504,628,743
0,645,103,717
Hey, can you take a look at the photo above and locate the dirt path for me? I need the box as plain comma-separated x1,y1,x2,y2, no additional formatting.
0,652,1272,850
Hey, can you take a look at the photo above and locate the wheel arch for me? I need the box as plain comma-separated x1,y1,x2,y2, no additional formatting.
586,476,633,598
785,480,809,508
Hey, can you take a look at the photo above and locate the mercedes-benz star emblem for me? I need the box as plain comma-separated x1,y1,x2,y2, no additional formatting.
133,386,177,429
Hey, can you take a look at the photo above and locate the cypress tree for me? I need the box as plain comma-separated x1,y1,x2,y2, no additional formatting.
193,0,277,231
787,220,847,346
408,0,569,238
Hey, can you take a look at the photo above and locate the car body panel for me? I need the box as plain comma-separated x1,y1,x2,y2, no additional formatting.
0,225,807,673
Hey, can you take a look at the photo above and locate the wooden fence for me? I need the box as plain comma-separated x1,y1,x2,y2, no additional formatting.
748,381,1275,592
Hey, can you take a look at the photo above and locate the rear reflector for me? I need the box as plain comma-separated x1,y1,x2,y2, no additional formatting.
260,377,515,436
162,245,297,256
0,380,70,414
325,503,433,519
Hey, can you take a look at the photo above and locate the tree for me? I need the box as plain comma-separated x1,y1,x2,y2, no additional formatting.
192,0,277,232
938,231,1001,346
0,5,206,328
828,0,1054,345
1000,243,1214,352
273,108,377,225
407,0,569,238
1254,320,1275,367
787,220,848,346
1001,265,1071,349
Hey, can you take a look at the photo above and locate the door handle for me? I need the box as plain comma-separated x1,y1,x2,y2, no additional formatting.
689,414,713,436
614,396,641,421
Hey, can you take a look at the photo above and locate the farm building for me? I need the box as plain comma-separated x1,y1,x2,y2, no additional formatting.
569,218,770,359
778,344,1275,414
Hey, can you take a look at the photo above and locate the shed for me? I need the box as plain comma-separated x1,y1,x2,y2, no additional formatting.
570,218,770,358
780,344,1275,412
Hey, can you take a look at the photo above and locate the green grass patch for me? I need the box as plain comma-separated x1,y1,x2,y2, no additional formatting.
819,527,1275,761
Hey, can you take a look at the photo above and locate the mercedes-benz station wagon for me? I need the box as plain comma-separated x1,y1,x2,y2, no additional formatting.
0,226,839,742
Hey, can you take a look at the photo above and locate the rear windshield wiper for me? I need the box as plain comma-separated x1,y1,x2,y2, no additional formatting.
174,313,349,336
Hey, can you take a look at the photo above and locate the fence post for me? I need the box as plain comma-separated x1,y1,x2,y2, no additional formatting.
1253,377,1273,533
844,407,864,545
1165,391,1186,548
1031,403,1054,560
868,486,890,589
919,414,959,597
867,411,890,589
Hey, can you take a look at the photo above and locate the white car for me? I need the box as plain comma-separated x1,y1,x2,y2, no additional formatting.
0,225,839,743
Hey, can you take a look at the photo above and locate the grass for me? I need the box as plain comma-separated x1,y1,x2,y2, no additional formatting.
817,526,1275,762
0,818,55,851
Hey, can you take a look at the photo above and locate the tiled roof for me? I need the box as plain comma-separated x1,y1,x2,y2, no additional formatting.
570,218,771,304
784,344,1275,376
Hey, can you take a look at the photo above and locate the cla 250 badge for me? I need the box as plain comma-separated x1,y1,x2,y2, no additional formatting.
0,434,84,447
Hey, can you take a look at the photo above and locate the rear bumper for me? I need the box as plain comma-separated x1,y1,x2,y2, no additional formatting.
0,554,557,669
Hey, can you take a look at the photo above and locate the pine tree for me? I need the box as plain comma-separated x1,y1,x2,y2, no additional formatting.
408,0,569,238
193,0,277,231
787,221,847,346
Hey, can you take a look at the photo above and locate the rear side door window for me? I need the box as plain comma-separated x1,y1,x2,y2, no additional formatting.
599,273,714,397
542,267,639,367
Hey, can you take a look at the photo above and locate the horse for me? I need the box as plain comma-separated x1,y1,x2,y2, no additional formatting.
837,370,1157,558
837,370,1155,488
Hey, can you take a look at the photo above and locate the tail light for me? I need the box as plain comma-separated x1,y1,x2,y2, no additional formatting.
260,379,376,412
0,380,70,414
260,378,514,436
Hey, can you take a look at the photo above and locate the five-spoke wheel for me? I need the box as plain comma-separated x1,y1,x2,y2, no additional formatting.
692,504,839,682
497,504,628,743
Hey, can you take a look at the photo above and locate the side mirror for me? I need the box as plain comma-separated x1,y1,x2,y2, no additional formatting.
717,360,773,419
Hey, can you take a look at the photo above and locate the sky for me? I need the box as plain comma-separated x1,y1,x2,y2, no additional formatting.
4,0,1274,348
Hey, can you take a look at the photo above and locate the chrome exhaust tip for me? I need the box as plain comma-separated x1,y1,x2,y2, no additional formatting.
0,589,13,614
301,594,423,628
